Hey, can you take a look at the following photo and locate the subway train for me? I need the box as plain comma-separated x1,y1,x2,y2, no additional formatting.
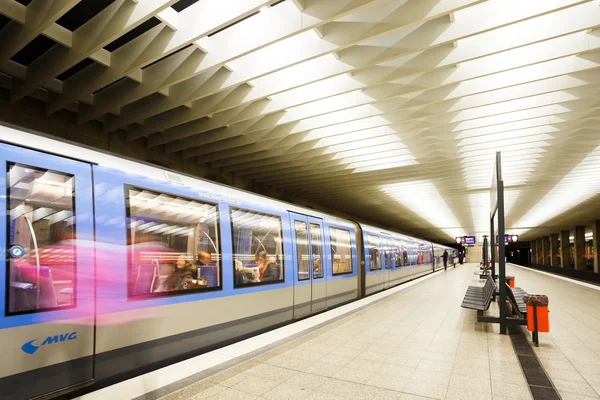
0,124,457,400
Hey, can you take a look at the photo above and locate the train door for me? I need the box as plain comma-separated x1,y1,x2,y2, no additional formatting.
0,143,95,399
290,213,327,318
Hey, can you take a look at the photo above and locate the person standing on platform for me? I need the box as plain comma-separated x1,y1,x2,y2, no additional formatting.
443,250,449,271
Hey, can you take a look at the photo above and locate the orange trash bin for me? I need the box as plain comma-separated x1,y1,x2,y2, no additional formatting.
524,295,549,346
505,276,515,288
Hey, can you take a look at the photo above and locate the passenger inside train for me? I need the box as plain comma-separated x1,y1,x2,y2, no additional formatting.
196,251,212,266
230,207,284,286
164,255,207,292
255,250,279,283
126,187,222,296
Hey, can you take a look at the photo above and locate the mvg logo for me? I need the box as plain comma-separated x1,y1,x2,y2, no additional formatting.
21,332,77,355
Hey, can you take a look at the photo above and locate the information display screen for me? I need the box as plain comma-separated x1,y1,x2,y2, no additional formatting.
455,236,476,244
496,234,519,244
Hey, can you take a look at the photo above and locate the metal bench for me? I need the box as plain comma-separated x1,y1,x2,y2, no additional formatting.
506,284,528,317
461,275,496,312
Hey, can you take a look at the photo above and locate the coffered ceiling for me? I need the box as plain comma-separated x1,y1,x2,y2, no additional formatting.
1,0,600,244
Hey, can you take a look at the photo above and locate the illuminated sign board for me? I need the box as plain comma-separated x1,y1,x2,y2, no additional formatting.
496,234,519,244
455,236,476,245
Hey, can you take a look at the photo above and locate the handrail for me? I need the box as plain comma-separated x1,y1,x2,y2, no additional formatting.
23,216,41,309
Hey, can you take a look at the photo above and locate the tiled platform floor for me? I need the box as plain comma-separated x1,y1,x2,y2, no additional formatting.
159,264,541,400
509,264,600,400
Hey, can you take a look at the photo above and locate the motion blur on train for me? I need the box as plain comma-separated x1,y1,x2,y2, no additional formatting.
0,125,457,399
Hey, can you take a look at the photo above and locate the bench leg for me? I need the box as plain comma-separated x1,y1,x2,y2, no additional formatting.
477,310,500,323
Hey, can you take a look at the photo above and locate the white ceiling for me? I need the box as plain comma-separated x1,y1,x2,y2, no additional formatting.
1,0,600,244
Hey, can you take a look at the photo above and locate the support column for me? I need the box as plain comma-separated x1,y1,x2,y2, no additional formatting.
542,236,550,266
531,240,537,265
550,233,559,267
574,226,586,271
537,238,543,265
593,220,600,273
560,230,570,269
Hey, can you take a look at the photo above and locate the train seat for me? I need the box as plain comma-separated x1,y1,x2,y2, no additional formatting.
274,264,282,280
134,264,157,294
9,263,58,311
156,263,173,291
198,264,218,287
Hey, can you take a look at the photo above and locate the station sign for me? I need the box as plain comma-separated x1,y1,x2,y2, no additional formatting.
496,234,519,244
455,236,476,245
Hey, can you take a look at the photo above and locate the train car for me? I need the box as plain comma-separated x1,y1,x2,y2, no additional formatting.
361,225,434,295
0,124,451,399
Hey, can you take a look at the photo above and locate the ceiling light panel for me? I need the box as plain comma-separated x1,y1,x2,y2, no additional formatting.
340,149,413,164
347,154,417,169
381,180,464,239
353,160,420,174
303,115,392,142
313,126,400,148
515,146,600,229
331,142,410,160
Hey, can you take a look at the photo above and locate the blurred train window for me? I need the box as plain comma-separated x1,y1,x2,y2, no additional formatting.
125,186,221,298
310,223,324,279
420,244,432,264
367,234,382,271
408,243,416,265
384,238,394,269
231,208,284,287
391,239,402,268
7,163,76,314
294,221,310,281
330,227,352,275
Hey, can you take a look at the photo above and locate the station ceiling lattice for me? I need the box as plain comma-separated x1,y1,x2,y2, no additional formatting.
1,0,600,243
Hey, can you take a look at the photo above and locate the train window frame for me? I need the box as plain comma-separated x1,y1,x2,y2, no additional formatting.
383,237,394,269
310,223,324,280
124,184,223,300
230,207,285,289
367,234,382,271
330,226,353,276
5,161,78,316
294,220,310,282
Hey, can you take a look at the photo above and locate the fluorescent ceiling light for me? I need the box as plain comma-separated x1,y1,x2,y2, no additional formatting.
303,116,392,142
457,126,558,146
515,145,600,229
340,149,412,164
380,180,463,238
312,125,399,148
331,142,409,159
353,160,419,173
458,134,554,153
346,155,417,169
323,135,402,154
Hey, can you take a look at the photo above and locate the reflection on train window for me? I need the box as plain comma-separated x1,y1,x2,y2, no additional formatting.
419,244,432,264
384,238,394,269
367,234,382,271
231,208,284,287
394,240,403,267
7,163,76,314
125,187,221,298
330,227,352,275
294,221,309,281
407,243,416,266
310,224,324,279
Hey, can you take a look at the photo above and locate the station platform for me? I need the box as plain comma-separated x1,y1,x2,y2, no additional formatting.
79,264,600,400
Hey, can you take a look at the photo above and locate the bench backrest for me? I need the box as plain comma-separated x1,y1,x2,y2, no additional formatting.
504,283,524,316
483,275,496,305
